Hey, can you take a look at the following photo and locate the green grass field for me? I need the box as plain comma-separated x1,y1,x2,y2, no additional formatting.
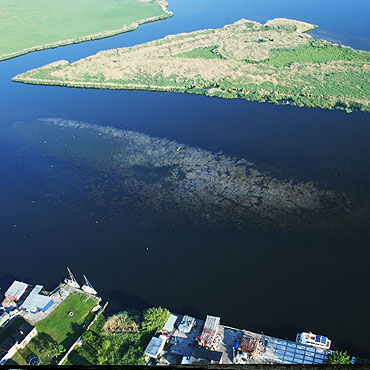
0,0,170,61
10,293,96,365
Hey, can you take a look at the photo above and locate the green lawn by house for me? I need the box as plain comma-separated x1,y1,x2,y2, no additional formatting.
11,292,96,365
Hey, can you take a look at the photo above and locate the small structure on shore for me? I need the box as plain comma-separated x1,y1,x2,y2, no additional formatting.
0,312,10,328
178,315,195,334
198,315,220,349
144,335,167,359
162,314,178,333
20,285,53,314
4,281,28,301
188,347,223,364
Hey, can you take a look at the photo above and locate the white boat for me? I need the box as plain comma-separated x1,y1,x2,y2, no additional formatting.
64,267,80,288
81,275,97,295
296,332,331,350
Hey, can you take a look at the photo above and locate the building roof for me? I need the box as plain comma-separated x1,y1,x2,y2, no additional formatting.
163,314,178,332
190,347,223,364
178,315,195,333
0,312,10,327
264,335,328,364
200,315,220,344
144,336,166,358
20,285,52,313
0,320,34,358
4,281,28,300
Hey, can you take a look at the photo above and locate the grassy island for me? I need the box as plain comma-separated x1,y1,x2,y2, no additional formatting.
12,18,370,112
0,0,172,62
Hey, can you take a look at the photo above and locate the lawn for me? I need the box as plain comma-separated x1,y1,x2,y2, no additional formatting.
11,292,96,365
0,0,171,61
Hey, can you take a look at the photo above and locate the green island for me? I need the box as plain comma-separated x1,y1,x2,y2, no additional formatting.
0,0,172,62
12,18,370,112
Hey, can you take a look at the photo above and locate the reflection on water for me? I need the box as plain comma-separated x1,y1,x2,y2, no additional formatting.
12,118,352,231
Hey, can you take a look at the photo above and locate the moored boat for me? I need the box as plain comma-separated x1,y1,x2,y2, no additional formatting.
64,267,80,288
296,332,331,350
81,275,97,295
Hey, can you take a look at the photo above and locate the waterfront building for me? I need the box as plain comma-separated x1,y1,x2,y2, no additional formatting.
20,285,53,314
198,315,220,348
188,347,223,364
4,281,28,301
178,315,195,334
144,335,167,359
0,312,10,328
163,314,178,333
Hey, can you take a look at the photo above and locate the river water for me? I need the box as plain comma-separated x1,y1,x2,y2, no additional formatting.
1,0,370,357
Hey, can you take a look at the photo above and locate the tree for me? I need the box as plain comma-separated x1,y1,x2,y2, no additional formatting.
43,341,66,358
325,350,351,364
141,307,170,332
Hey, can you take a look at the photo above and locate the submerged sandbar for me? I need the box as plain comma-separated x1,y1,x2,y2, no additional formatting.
13,18,370,112
0,0,172,62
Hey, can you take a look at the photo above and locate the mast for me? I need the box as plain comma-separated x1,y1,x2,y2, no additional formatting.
82,275,97,295
83,275,94,288
65,267,80,288
67,267,77,282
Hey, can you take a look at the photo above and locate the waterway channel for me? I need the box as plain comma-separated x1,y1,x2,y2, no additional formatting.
0,0,369,358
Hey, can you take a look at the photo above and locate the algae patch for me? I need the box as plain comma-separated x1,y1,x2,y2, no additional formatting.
12,118,350,230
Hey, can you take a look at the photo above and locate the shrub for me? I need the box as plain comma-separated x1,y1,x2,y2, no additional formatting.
325,350,351,364
141,307,170,332
102,312,139,333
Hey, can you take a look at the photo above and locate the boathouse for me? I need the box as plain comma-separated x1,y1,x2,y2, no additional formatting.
4,281,28,301
20,285,53,313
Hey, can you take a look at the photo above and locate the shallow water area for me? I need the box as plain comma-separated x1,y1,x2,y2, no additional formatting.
1,0,370,359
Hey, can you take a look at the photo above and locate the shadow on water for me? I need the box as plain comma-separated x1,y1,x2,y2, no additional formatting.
106,289,152,315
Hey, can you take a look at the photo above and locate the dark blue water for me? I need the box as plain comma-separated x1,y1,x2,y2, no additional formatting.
1,0,370,357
